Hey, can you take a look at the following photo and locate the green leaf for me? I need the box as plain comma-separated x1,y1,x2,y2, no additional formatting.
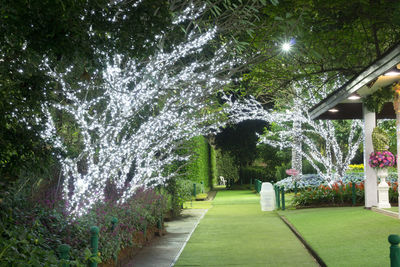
270,0,279,6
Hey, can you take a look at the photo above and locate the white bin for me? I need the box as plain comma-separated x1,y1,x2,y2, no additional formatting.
260,182,275,211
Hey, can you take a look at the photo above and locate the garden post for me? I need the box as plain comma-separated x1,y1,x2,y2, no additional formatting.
281,186,285,210
90,226,99,267
276,186,280,209
111,217,118,231
352,182,356,206
201,181,204,193
193,183,196,197
389,234,400,267
294,181,297,195
58,244,70,267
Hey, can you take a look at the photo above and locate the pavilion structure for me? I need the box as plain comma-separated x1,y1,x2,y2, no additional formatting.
309,43,400,209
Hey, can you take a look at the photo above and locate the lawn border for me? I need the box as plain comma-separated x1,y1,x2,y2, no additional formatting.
371,207,399,219
278,213,327,267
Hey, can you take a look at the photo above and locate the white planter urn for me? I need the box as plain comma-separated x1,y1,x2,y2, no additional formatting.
377,168,391,209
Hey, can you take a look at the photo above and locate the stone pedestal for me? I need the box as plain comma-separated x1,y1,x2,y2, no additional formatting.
377,168,391,209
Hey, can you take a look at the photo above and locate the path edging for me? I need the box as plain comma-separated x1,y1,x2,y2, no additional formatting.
278,213,327,267
170,209,208,267
371,207,399,219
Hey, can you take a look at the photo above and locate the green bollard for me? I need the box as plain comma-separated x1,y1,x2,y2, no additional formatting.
389,234,400,267
193,183,196,197
281,186,285,211
111,217,118,231
200,181,204,193
250,178,253,185
275,186,280,209
294,181,298,195
90,226,99,267
58,244,70,267
352,182,356,206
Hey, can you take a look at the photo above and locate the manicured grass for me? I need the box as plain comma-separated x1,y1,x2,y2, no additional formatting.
175,190,317,267
384,207,399,213
183,200,213,209
279,207,400,266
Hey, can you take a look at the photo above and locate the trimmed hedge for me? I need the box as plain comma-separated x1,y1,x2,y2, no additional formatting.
186,136,216,189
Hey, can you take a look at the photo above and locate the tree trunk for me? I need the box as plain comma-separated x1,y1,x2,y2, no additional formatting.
292,118,302,177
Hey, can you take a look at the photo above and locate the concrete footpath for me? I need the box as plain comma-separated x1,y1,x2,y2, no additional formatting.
126,209,207,267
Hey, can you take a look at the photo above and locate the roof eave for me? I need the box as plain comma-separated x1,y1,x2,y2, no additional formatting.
309,44,400,120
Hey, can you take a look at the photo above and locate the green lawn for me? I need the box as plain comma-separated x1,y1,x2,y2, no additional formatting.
279,207,400,266
175,190,318,267
384,207,399,213
183,200,213,209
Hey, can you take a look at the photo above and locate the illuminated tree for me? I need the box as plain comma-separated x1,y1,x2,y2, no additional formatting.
226,84,363,183
41,3,248,215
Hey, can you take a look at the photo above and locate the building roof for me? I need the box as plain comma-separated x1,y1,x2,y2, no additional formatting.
309,43,400,120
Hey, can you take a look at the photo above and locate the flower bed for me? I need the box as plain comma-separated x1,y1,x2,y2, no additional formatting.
292,180,399,207
0,186,168,266
276,172,399,191
275,173,365,191
293,181,364,207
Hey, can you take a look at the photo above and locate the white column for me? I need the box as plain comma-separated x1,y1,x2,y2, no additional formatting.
396,112,400,217
363,104,377,208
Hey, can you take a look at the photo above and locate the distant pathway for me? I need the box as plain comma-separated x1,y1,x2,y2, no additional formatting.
174,190,318,267
126,209,207,267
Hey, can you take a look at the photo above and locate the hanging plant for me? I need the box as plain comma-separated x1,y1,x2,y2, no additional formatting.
363,85,393,113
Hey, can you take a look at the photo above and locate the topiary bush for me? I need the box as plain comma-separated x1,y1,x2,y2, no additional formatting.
372,127,390,151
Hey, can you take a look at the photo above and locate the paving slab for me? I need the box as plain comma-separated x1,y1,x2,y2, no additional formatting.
125,209,207,267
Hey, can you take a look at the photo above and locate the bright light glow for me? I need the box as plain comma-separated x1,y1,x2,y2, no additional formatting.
347,94,361,100
328,108,339,112
384,71,400,76
282,42,291,51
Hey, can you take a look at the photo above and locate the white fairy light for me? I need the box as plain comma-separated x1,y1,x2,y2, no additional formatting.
40,4,241,215
225,83,363,184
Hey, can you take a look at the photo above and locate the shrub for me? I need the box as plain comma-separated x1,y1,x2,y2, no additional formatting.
347,164,364,173
240,166,271,183
0,184,169,265
73,186,167,262
216,150,239,182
